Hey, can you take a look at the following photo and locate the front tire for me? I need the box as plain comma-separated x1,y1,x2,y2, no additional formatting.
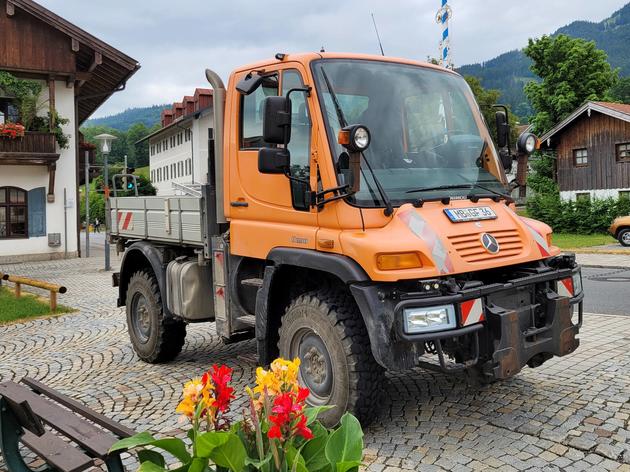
278,289,384,427
618,228,630,247
126,270,186,363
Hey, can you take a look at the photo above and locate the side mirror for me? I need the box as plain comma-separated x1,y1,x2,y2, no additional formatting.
262,96,291,144
258,147,290,174
495,111,509,149
236,74,264,95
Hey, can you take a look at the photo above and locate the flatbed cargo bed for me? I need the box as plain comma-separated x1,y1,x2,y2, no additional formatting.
109,195,205,246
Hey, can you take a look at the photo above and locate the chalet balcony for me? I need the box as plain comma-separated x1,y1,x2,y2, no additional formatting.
0,131,60,165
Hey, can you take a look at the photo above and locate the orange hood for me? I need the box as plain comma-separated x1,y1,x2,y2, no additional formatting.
339,201,560,282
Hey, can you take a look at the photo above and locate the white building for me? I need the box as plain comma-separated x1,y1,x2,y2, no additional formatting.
0,0,138,263
144,89,214,195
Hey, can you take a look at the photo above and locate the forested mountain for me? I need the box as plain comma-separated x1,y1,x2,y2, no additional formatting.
458,3,630,119
84,104,168,131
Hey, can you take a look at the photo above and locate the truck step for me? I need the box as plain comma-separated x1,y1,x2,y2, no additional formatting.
241,278,263,288
237,315,256,328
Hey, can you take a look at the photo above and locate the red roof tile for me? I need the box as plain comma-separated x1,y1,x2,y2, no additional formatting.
593,101,630,115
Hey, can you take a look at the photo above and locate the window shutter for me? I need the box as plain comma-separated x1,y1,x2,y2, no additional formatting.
28,187,46,237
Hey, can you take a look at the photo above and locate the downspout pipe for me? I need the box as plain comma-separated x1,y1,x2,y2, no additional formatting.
205,69,226,224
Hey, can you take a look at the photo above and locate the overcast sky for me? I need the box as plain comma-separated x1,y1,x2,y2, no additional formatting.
37,0,630,118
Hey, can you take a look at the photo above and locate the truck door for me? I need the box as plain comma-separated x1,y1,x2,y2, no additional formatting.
229,65,319,258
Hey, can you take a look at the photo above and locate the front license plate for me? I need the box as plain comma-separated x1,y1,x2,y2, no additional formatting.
444,207,497,223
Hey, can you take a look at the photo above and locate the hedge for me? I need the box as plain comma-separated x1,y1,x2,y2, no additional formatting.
526,194,630,234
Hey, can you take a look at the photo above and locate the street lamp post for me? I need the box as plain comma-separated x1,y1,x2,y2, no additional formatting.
94,133,117,271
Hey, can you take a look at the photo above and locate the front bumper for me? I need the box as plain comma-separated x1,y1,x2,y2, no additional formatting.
350,255,582,378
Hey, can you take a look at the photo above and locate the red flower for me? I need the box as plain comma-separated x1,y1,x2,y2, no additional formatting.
266,389,312,442
294,415,313,440
268,424,282,439
210,364,235,412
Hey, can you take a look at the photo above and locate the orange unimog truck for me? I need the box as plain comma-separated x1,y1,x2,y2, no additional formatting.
110,53,583,426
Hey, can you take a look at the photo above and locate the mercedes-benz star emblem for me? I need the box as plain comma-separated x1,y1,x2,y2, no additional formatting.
481,233,500,254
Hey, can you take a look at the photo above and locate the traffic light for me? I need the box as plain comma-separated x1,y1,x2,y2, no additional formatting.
126,180,135,191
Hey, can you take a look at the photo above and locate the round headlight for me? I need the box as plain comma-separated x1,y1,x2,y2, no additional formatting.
525,135,536,153
353,126,370,151
339,124,372,153
517,132,539,155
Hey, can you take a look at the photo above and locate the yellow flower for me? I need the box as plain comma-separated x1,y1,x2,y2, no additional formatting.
252,358,302,406
176,396,196,419
182,378,204,403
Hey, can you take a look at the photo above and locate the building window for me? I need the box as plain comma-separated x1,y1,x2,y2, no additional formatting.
188,159,192,175
171,163,175,178
616,143,630,161
573,148,588,167
0,187,28,239
576,192,591,202
157,168,161,181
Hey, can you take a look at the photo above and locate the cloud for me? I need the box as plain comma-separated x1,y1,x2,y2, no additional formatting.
36,0,630,118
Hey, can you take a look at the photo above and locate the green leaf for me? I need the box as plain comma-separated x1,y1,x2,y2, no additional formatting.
137,449,166,468
150,438,191,464
138,461,168,472
196,432,230,458
188,457,210,472
303,406,334,426
285,446,307,472
110,431,157,452
301,423,330,472
244,452,273,469
324,413,363,467
335,461,361,472
209,433,247,472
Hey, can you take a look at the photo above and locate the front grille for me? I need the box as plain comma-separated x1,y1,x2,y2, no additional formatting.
448,229,523,263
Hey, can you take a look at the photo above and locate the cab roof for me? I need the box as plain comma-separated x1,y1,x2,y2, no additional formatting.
231,52,461,77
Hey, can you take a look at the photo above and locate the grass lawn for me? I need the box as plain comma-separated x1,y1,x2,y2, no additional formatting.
552,233,617,249
0,286,73,325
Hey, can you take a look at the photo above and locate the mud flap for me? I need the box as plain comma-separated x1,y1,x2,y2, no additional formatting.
487,293,579,380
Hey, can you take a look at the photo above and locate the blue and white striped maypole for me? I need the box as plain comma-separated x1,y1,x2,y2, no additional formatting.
436,0,453,69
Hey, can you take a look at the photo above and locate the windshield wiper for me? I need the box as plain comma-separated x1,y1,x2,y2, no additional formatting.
406,183,514,204
320,67,394,217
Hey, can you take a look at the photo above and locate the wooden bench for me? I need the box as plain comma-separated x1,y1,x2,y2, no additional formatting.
0,378,135,472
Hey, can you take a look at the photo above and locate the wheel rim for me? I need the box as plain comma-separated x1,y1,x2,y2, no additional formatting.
131,292,151,343
622,232,630,245
291,328,334,405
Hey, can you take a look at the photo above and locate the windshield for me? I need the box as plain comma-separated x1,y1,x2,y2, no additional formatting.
311,59,506,207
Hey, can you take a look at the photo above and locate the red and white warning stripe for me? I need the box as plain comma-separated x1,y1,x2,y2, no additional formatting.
117,211,134,231
523,221,551,257
460,298,485,326
398,210,454,275
557,277,574,298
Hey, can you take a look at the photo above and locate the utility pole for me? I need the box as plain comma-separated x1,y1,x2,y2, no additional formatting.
84,150,90,258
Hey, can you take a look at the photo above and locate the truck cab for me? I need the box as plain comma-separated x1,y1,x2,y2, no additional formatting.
111,53,583,426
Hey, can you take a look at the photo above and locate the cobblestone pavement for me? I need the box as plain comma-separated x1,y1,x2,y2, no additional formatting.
1,257,629,471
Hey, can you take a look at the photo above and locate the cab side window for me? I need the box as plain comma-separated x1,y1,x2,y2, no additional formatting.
282,70,311,179
240,74,279,149
282,70,312,210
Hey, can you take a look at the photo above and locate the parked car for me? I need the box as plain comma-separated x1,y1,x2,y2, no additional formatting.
609,216,630,246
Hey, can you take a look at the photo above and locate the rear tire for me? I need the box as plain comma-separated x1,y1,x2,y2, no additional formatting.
618,228,630,247
126,270,186,363
278,288,384,427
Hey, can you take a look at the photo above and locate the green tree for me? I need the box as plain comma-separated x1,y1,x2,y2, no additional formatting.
524,34,618,135
126,122,159,168
464,76,519,147
609,76,630,103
